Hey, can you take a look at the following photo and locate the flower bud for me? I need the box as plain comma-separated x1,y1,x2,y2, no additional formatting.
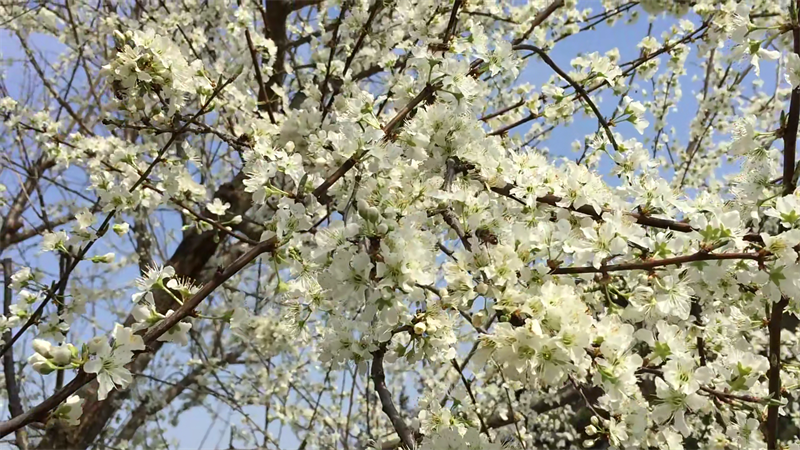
112,30,126,49
87,336,106,354
50,345,73,365
476,283,489,295
90,252,115,264
33,339,53,358
472,312,485,329
112,223,130,236
413,322,427,335
356,199,369,213
585,424,598,436
29,353,54,374
276,279,290,294
366,207,381,222
377,223,389,235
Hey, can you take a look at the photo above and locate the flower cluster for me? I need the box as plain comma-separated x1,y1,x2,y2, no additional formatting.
5,0,800,449
101,28,213,118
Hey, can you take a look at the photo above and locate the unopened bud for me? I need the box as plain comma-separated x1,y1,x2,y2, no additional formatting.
90,252,115,264
472,312,485,329
112,223,130,236
366,207,380,222
112,30,126,48
29,353,54,374
87,336,106,354
50,346,72,365
33,339,53,358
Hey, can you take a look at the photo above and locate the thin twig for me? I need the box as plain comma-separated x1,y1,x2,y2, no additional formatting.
511,0,564,45
550,250,762,275
513,44,620,152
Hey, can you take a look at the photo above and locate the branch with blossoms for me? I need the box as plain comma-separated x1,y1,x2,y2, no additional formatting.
766,3,800,448
549,249,764,275
513,44,620,153
0,73,239,359
3,1,800,449
637,367,772,405
0,237,276,437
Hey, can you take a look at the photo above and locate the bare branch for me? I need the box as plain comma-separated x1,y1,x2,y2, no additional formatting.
371,347,415,450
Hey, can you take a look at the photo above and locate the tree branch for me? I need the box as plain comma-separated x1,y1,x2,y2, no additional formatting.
0,157,57,253
371,347,415,450
550,250,761,275
513,44,620,152
0,75,237,359
0,238,276,439
488,184,762,243
2,259,28,450
766,6,800,448
511,0,564,45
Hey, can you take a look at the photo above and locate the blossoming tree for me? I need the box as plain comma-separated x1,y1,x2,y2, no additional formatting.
1,0,799,448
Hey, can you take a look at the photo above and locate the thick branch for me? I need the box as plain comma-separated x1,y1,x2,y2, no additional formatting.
371,347,415,450
441,0,463,45
766,296,789,450
439,209,472,252
2,259,28,450
766,7,800,448
290,0,323,11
